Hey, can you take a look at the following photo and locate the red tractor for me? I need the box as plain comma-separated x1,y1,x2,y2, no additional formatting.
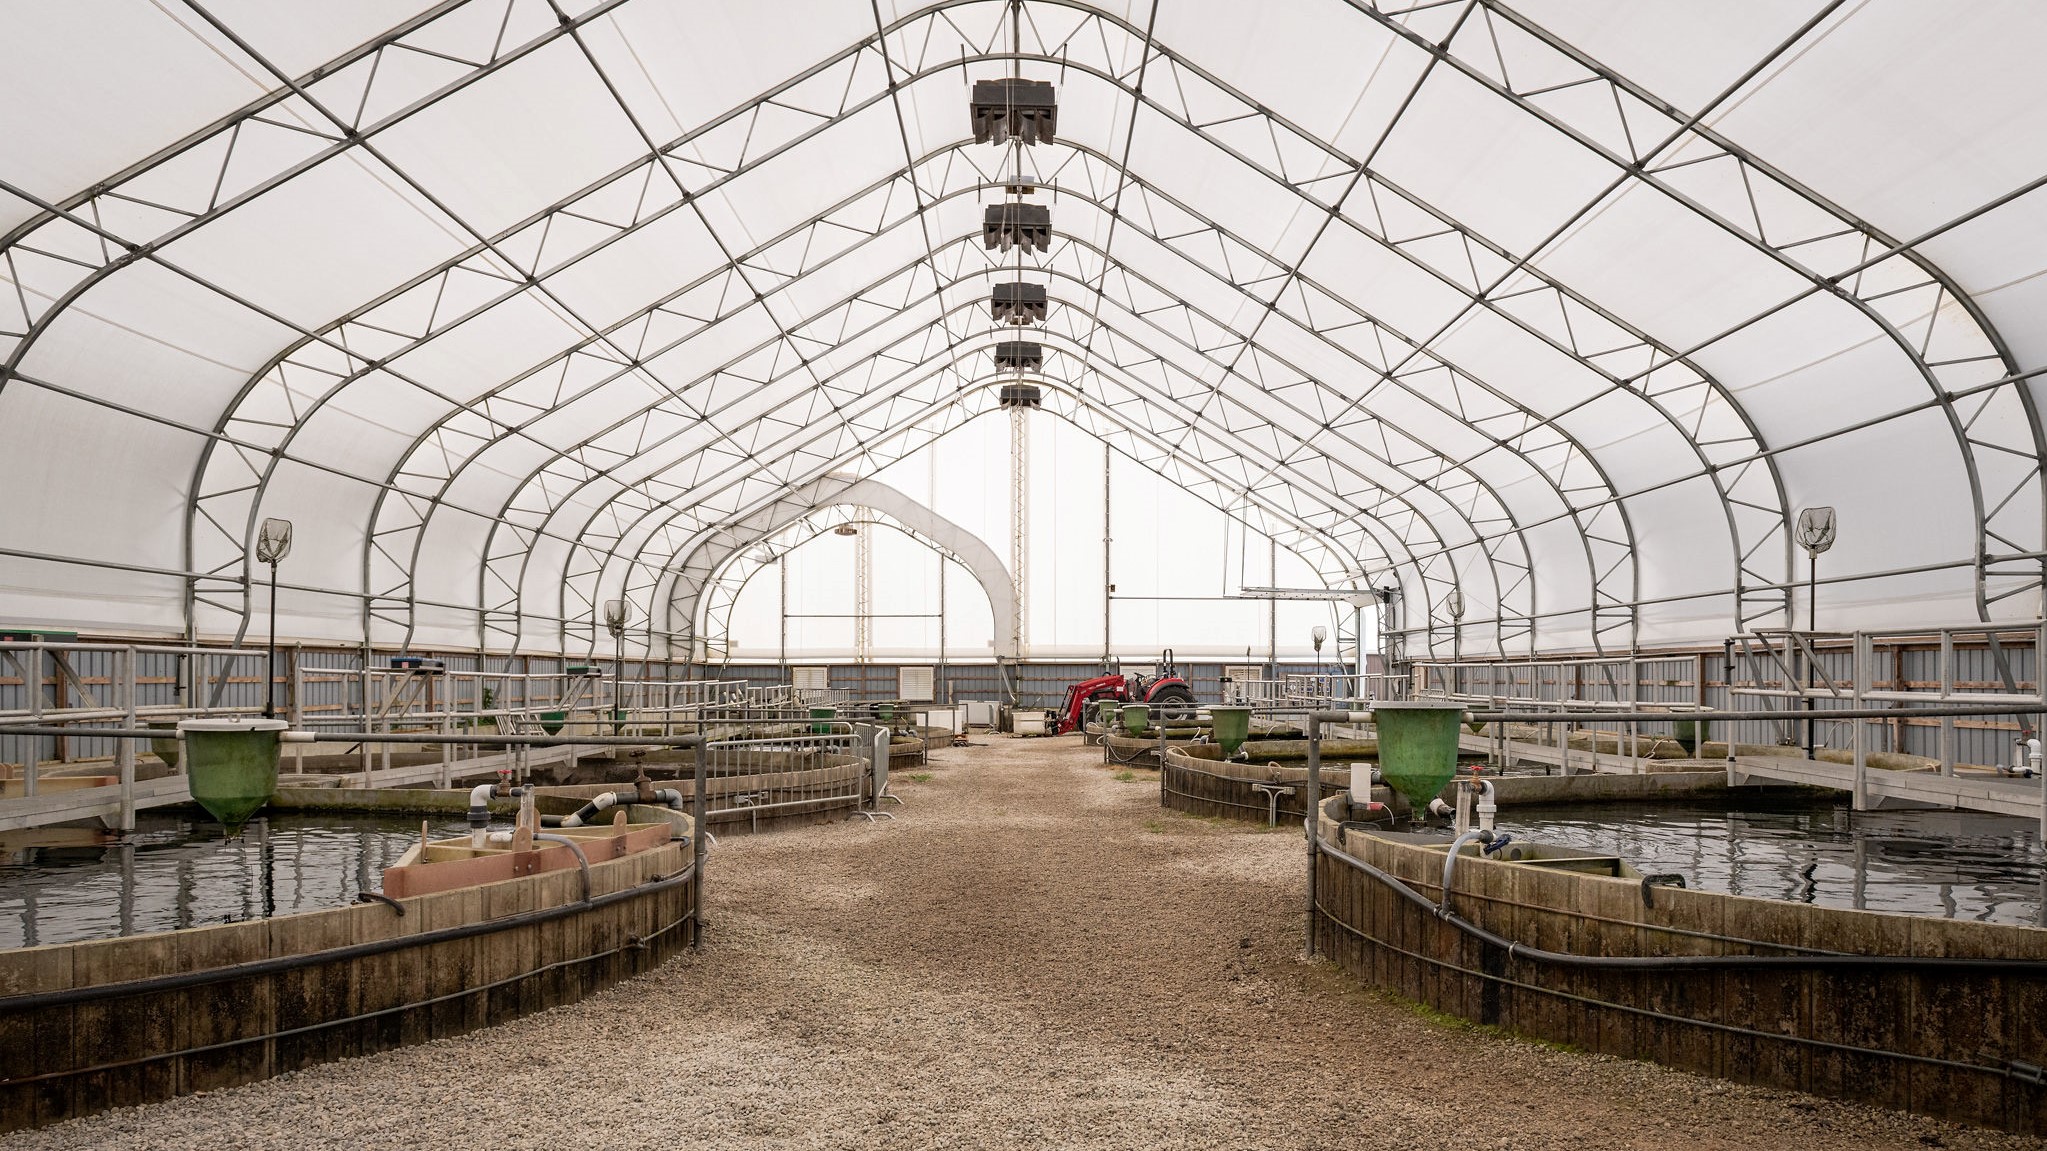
1047,649,1199,735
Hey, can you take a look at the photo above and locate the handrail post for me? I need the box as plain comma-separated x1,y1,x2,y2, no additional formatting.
1852,631,1869,810
116,645,136,831
1305,712,1320,958
692,716,707,949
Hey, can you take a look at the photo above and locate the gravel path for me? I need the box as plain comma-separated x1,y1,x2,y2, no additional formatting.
11,736,2042,1150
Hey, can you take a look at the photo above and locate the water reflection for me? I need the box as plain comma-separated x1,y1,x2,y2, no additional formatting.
1506,799,2047,927
0,813,469,948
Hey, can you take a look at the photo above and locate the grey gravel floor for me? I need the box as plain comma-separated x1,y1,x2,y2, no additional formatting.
6,736,2041,1150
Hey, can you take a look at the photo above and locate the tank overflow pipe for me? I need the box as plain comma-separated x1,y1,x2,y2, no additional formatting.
468,781,495,847
468,781,531,846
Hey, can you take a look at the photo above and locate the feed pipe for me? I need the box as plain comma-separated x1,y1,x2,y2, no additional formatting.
1302,709,2047,972
554,789,687,828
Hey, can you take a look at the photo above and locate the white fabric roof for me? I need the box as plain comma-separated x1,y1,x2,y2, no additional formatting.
2,0,2044,660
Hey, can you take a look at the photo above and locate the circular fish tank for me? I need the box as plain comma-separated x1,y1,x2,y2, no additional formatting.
0,812,471,948
1498,798,2047,927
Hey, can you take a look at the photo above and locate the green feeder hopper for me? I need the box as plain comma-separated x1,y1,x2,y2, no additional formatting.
177,717,286,835
1371,701,1467,809
539,710,567,735
877,703,896,724
1673,717,1710,756
1208,706,1252,758
1095,699,1120,729
810,706,837,734
146,719,181,769
1121,703,1150,736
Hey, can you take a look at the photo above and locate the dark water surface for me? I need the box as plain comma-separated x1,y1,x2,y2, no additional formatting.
0,813,471,948
1502,798,2047,927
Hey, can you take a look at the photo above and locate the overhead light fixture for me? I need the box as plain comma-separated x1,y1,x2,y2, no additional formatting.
991,281,1048,325
998,383,1043,409
834,523,859,536
994,341,1043,372
983,203,1050,253
970,77,1058,146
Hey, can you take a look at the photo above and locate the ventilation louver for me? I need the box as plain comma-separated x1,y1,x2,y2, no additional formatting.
991,281,1048,325
982,203,1051,253
994,342,1044,372
998,382,1043,408
969,78,1058,146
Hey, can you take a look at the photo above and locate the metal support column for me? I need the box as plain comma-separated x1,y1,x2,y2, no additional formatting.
854,516,872,665
23,644,40,799
692,715,707,949
1267,538,1278,676
1851,631,1870,811
1939,630,1956,778
937,555,949,703
1306,713,1320,957
1009,405,1029,661
116,645,136,831
1102,441,1112,665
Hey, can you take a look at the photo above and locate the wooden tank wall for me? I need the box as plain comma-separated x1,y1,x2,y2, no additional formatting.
0,841,695,1131
1312,822,2047,1133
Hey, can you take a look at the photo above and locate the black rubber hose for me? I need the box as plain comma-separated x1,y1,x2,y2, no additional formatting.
1318,835,2047,974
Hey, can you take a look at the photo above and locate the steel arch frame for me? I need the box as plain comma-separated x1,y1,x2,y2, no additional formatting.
1346,0,2044,620
0,0,2028,664
148,58,1662,659
25,7,1716,660
659,475,1014,660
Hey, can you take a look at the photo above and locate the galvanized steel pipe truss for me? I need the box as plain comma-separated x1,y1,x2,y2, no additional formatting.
0,0,2039,663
